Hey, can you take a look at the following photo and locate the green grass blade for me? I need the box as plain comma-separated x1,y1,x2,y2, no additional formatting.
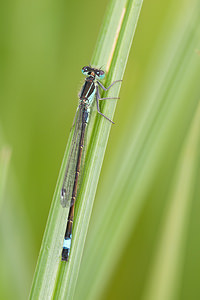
29,0,143,299
142,103,200,300
74,2,200,300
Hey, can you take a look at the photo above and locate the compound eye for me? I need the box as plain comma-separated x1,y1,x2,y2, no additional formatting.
82,66,88,75
97,70,105,79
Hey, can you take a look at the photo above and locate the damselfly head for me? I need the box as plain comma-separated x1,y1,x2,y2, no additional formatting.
82,66,105,79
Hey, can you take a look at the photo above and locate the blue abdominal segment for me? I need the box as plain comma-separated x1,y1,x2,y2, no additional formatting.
63,237,71,250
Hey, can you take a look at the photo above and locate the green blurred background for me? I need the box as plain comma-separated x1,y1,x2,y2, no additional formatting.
1,0,200,299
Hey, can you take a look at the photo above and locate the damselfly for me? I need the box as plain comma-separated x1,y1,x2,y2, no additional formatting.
61,66,121,261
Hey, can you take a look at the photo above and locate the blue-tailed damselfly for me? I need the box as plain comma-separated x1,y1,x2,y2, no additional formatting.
60,66,121,261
